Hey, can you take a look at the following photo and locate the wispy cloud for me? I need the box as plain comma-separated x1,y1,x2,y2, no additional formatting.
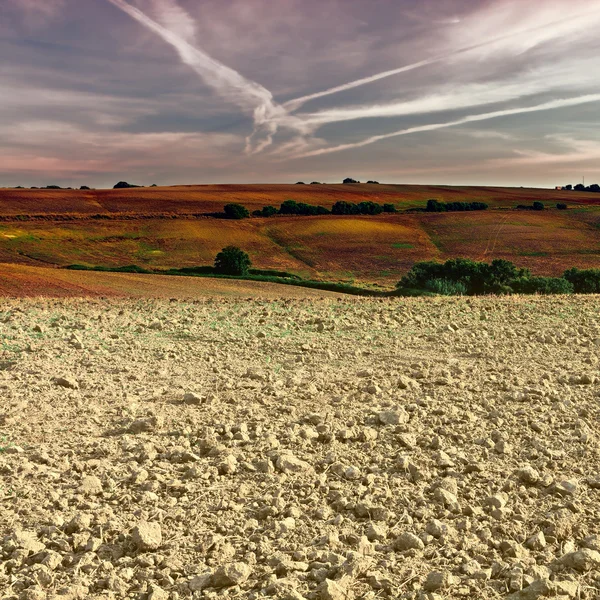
294,95,600,158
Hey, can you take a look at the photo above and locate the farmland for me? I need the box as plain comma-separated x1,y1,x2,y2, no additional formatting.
0,184,599,293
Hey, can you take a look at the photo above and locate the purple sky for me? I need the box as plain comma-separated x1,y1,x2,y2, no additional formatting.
1,0,600,188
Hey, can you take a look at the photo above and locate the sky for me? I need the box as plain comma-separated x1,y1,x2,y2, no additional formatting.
1,0,600,188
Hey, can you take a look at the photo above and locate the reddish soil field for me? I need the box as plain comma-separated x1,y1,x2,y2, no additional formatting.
1,183,599,217
0,184,598,292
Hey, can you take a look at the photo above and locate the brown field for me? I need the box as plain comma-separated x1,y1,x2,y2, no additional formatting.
2,183,599,217
0,263,344,298
0,184,599,294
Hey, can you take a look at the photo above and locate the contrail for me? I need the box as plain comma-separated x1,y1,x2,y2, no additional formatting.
294,94,600,158
105,0,273,110
284,7,600,112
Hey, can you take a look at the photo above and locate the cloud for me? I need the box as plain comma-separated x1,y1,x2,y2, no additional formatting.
294,95,600,158
283,0,600,113
147,0,197,42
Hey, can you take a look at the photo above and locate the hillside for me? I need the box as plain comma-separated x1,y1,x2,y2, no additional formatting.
0,184,599,287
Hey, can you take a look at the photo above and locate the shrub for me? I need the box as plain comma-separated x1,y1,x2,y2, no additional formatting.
113,181,141,189
426,199,488,212
425,278,468,296
563,268,600,293
295,181,305,185
533,202,544,211
511,276,573,295
343,177,359,184
357,201,383,215
279,200,329,215
557,203,567,210
223,203,250,219
310,181,321,185
367,180,380,184
258,205,278,217
80,185,91,190
383,203,397,213
397,258,529,295
332,201,359,215
214,246,251,275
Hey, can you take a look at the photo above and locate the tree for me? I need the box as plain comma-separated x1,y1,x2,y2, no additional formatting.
383,203,397,213
343,177,359,184
214,246,251,275
223,203,249,219
532,201,544,211
80,186,91,190
367,180,380,184
574,184,586,191
296,181,305,185
556,203,567,210
113,181,140,189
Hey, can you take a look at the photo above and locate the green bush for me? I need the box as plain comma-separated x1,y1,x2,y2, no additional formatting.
223,203,250,219
532,202,544,211
425,278,467,295
563,268,600,293
214,246,251,275
556,203,567,210
511,276,573,295
426,199,488,212
383,203,397,213
279,200,329,216
397,258,529,295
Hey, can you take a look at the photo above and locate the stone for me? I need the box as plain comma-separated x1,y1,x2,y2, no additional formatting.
485,492,508,509
188,572,213,592
275,453,313,474
131,521,162,550
211,562,252,587
79,475,103,496
525,531,546,551
516,465,540,485
553,480,578,496
129,416,160,433
378,409,408,426
147,585,169,600
183,392,203,404
394,532,424,551
318,578,354,600
53,376,78,390
506,579,555,599
13,530,45,554
423,571,455,592
559,548,600,572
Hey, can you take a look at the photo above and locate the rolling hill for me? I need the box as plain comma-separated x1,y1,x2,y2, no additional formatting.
0,184,598,292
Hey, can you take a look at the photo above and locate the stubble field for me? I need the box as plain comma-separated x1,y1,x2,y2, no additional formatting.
1,295,599,599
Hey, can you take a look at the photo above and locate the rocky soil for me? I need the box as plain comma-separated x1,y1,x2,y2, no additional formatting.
0,295,599,600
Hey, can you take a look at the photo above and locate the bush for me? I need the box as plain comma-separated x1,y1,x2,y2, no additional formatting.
279,200,329,216
214,246,251,275
511,276,573,295
425,278,467,296
295,181,305,185
367,180,380,184
383,203,397,213
113,181,140,189
557,203,567,210
397,258,529,295
563,268,600,293
533,202,544,211
343,177,359,184
223,203,250,219
80,185,91,190
426,199,488,212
